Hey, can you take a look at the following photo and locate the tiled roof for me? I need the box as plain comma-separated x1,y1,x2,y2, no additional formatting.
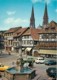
4,21,57,39
23,28,31,35
49,21,57,27
14,27,40,40
23,27,40,40
5,27,21,33
35,29,43,33
38,21,57,33
30,28,39,40
13,27,29,37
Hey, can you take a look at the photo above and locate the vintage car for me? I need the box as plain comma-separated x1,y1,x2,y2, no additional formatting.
44,60,57,65
0,63,9,71
46,67,57,78
35,57,45,64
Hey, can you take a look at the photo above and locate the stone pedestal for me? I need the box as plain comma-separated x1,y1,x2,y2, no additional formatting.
4,67,36,80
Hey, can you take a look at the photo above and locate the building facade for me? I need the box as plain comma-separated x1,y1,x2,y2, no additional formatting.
0,31,5,52
3,3,57,56
4,27,21,52
34,21,57,57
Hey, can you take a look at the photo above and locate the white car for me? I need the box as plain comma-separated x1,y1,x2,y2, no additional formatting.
35,57,45,64
23,63,29,67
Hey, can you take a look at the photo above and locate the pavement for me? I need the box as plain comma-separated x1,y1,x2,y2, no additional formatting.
0,51,57,80
32,63,56,80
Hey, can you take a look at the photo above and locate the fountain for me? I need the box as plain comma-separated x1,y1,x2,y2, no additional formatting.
4,53,36,80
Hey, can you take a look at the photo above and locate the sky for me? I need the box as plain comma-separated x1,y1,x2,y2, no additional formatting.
0,0,57,30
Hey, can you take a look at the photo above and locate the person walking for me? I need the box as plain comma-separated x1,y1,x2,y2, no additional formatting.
0,73,2,78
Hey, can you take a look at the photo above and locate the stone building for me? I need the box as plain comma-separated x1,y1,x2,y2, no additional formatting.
3,3,57,57
34,21,57,57
0,31,5,52
4,27,21,52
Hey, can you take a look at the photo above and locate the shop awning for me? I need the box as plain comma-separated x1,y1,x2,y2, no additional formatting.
38,50,57,55
22,48,25,50
25,48,32,51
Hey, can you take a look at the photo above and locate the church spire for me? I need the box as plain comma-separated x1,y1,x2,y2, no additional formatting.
43,3,48,26
30,6,35,28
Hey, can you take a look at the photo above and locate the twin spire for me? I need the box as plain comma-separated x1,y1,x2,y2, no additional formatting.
43,3,48,26
30,3,48,28
30,6,35,28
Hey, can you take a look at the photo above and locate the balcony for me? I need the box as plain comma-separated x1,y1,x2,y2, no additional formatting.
7,37,13,40
13,40,19,42
39,39,57,41
22,44,33,47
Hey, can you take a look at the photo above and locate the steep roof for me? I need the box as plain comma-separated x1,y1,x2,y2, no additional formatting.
5,27,21,33
23,28,31,35
43,3,48,19
48,21,57,27
30,6,35,28
13,27,29,37
23,27,40,40
35,29,43,33
30,28,39,40
30,6,35,20
39,21,57,34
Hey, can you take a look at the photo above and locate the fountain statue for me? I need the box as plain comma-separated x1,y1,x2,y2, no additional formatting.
15,56,24,72
4,52,36,80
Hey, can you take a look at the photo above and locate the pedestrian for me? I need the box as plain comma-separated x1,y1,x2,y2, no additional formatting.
9,51,11,55
12,62,15,67
0,73,2,78
0,73,3,80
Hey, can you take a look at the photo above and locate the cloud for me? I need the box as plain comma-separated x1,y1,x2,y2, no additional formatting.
4,17,29,26
55,9,57,13
6,11,16,15
45,0,51,4
31,0,56,4
4,18,14,24
31,0,42,3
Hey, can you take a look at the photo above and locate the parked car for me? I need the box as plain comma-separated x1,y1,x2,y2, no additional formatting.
23,57,35,63
0,63,9,71
23,63,29,67
46,67,57,78
44,60,57,65
27,58,35,62
23,57,35,67
35,57,45,64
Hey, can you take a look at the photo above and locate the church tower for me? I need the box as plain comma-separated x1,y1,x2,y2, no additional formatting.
43,3,48,26
30,6,35,28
